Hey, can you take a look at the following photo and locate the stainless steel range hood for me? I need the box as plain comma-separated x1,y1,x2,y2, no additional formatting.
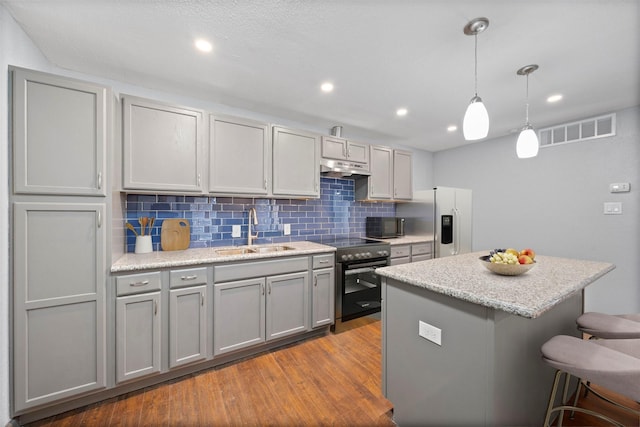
320,158,370,177
320,125,370,177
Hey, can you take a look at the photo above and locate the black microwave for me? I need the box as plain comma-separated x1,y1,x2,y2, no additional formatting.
366,217,397,238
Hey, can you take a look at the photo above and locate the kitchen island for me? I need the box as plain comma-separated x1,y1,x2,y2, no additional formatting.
377,251,615,427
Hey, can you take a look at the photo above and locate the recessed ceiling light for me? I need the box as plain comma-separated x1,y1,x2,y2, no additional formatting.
396,108,408,117
320,82,334,92
547,94,563,103
447,125,458,132
194,38,213,53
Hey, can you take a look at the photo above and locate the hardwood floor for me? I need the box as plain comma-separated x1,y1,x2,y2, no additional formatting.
24,316,640,426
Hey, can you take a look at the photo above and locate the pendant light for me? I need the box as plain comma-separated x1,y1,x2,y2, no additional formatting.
516,64,540,158
463,17,490,141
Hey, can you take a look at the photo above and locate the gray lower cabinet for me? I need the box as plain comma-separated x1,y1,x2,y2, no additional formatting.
169,285,208,368
11,67,108,197
213,257,311,355
115,271,162,383
272,126,320,198
390,245,411,266
122,95,205,193
13,202,107,412
312,268,335,328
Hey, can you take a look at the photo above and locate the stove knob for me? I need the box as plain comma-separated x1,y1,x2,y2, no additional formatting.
347,254,354,260
379,250,389,256
341,254,349,261
365,252,372,258
355,253,362,259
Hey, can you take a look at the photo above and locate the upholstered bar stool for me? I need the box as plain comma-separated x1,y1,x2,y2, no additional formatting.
577,312,640,339
541,335,640,427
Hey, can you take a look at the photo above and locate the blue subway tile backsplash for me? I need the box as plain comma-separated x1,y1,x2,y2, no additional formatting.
125,177,396,252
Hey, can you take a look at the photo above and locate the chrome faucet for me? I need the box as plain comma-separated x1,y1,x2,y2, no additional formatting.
247,208,259,246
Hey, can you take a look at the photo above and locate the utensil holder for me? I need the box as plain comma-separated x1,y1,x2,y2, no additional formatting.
135,235,153,254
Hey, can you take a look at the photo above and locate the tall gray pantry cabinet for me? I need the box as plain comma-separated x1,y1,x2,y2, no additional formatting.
10,68,110,413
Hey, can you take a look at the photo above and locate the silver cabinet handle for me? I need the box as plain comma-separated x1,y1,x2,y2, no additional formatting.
97,211,102,228
261,283,265,295
314,276,318,287
154,300,158,315
201,293,204,306
343,146,347,158
319,260,329,264
197,173,201,186
130,280,149,287
97,172,102,190
181,275,198,281
268,283,272,294
264,179,268,190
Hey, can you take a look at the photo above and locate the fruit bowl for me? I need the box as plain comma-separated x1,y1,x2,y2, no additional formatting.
479,255,536,276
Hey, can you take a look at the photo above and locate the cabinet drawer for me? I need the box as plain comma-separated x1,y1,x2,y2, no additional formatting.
169,267,208,288
116,271,162,296
312,253,334,269
412,254,432,262
390,245,410,258
215,257,309,282
411,243,432,256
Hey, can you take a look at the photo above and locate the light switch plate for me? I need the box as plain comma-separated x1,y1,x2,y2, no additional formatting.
283,223,291,235
419,320,442,346
232,224,241,237
604,202,622,215
609,182,630,193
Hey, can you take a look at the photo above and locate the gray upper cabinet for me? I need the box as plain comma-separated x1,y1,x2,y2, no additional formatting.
11,67,108,196
369,145,394,199
393,149,413,200
356,146,413,201
321,136,369,164
122,95,204,192
209,114,270,195
13,202,106,411
272,126,320,198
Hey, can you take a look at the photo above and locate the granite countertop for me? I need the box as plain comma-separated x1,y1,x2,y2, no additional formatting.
111,241,335,273
376,251,615,319
371,235,434,245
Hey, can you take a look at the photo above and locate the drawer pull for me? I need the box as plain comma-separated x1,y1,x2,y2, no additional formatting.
130,280,150,287
181,275,198,281
201,293,204,306
314,276,318,287
318,260,330,264
154,300,158,315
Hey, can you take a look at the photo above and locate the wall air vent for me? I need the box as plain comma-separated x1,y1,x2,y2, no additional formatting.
538,113,616,147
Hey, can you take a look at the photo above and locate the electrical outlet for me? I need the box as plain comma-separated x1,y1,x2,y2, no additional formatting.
232,224,241,237
283,223,291,235
419,320,442,346
603,202,622,215
609,182,630,193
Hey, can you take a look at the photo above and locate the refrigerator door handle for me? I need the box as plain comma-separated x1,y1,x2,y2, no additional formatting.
453,208,460,255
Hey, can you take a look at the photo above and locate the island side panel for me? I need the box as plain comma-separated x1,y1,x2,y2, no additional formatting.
382,278,493,426
491,292,582,426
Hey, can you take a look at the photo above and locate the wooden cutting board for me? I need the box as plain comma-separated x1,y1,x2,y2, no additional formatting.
161,219,191,251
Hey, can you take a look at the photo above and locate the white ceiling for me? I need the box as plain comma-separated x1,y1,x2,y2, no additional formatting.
3,0,639,152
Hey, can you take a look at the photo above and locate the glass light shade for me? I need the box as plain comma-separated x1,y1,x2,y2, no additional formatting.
463,96,489,140
516,125,539,158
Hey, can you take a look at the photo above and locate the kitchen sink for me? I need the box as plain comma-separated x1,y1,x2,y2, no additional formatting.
215,248,256,256
250,245,295,253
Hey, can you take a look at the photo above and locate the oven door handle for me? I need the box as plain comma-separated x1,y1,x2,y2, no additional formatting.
343,262,387,274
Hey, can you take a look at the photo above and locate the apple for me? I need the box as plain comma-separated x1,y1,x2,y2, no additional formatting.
518,254,533,265
519,248,536,260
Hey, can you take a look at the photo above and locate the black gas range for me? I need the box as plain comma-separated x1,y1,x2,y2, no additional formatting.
324,238,390,328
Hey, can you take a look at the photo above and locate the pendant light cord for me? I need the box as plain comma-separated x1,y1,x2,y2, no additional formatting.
525,74,530,125
474,34,478,96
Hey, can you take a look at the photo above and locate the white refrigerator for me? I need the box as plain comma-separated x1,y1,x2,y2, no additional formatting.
396,187,472,258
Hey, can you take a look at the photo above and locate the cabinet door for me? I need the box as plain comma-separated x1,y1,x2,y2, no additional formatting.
169,286,207,368
116,292,161,383
321,136,348,160
12,67,108,196
213,278,266,355
369,145,393,199
122,95,204,192
272,126,320,198
312,268,335,328
209,115,270,195
13,202,106,411
266,272,309,340
393,150,413,200
346,141,369,164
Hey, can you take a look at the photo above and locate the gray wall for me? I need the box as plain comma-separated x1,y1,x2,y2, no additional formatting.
433,106,639,314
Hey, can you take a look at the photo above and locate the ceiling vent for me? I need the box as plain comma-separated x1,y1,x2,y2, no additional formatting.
538,113,616,147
